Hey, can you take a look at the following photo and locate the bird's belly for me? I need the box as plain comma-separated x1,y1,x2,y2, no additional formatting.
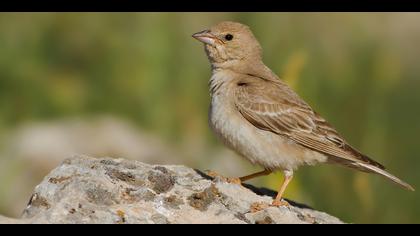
209,96,327,171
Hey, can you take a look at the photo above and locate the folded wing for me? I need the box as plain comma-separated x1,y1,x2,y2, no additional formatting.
234,75,385,170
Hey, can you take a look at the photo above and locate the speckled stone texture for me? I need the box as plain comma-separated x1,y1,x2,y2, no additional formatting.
2,155,343,224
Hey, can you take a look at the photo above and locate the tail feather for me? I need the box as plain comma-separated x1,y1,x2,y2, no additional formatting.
355,162,415,191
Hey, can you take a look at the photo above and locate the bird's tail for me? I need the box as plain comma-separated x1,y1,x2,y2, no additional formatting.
354,162,415,191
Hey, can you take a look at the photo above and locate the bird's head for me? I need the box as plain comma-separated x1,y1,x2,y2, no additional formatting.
193,21,263,69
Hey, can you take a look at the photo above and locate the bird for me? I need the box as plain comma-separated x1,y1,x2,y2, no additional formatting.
192,21,414,207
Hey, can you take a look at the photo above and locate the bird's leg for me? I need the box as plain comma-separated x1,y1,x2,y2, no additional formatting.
205,170,241,184
227,169,272,185
239,169,272,182
271,170,293,207
206,169,271,185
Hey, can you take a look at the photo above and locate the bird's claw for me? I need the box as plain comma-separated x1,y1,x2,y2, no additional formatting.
205,170,220,179
270,199,290,207
204,170,242,185
226,177,242,185
250,199,290,213
250,202,270,213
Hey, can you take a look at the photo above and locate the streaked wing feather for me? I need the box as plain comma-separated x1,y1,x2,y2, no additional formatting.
234,76,385,169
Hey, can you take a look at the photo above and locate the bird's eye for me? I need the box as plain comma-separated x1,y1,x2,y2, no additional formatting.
224,34,233,41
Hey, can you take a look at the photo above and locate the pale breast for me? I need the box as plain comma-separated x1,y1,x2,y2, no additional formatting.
208,71,327,171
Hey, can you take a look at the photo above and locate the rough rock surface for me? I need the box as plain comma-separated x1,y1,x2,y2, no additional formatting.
1,155,343,224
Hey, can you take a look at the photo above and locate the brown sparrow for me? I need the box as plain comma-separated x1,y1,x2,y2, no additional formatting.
192,21,414,207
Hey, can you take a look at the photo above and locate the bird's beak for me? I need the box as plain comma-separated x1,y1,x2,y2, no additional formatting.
192,30,219,46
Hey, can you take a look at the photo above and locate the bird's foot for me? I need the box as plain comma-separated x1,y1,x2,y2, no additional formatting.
204,170,222,179
249,202,270,213
249,199,290,213
226,177,242,185
205,170,242,185
270,199,290,207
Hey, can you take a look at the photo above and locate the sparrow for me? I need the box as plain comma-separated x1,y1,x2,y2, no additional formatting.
192,21,414,206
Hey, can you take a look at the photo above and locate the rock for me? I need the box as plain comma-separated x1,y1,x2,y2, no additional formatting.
3,155,343,224
0,117,184,217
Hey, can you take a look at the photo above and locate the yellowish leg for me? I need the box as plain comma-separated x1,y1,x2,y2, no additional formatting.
207,169,272,185
271,170,293,207
228,169,272,184
239,169,272,182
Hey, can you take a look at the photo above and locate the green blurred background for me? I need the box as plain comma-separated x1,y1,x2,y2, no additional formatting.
0,13,419,223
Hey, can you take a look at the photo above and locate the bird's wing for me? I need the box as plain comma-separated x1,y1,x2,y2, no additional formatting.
234,75,385,169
